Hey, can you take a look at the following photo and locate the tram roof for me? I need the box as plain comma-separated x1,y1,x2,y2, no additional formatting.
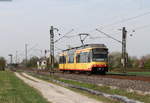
62,44,107,52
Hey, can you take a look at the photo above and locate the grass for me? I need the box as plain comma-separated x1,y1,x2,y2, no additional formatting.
28,72,150,103
110,68,150,72
108,71,150,76
127,72,150,76
0,71,49,103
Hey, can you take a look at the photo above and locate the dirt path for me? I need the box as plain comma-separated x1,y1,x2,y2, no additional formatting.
15,72,102,103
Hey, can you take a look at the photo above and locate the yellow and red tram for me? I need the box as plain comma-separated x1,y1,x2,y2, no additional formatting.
59,44,108,74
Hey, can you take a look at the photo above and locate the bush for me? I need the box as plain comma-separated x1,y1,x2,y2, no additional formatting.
27,56,39,67
144,58,150,69
108,52,122,69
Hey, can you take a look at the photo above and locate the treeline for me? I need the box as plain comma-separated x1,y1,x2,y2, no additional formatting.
1,52,150,70
22,56,40,68
25,52,150,69
109,52,150,69
21,56,58,68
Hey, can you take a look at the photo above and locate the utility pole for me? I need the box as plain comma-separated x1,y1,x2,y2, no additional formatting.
122,27,127,72
8,54,13,65
25,44,28,66
50,26,54,74
15,51,18,64
96,28,128,73
49,26,59,74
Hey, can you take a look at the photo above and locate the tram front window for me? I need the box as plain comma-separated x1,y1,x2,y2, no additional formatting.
92,48,108,62
92,53,107,62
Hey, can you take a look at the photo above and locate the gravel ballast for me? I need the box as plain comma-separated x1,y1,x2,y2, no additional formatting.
54,73,150,94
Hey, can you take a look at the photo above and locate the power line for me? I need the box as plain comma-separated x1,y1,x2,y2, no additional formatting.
89,36,108,39
100,11,150,29
54,29,74,43
126,24,150,33
65,34,78,38
95,29,122,44
54,47,63,51
134,24,150,31
27,44,38,53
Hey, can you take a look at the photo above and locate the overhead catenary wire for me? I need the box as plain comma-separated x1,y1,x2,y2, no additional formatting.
55,46,63,51
95,29,122,44
27,44,39,53
134,24,150,31
99,11,150,29
126,24,150,33
54,29,74,43
85,11,150,37
64,34,79,38
89,35,109,39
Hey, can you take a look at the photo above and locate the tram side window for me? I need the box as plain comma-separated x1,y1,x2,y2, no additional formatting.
68,55,74,63
81,52,87,63
76,54,80,63
59,56,66,64
76,52,90,63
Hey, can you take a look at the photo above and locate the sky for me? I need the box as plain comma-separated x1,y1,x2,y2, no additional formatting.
0,0,150,62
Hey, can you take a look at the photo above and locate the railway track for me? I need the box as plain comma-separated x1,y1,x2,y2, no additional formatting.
18,69,150,93
94,74,150,82
52,72,150,93
21,68,150,82
36,70,150,82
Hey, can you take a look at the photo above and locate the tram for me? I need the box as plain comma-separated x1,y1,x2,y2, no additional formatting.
59,44,108,74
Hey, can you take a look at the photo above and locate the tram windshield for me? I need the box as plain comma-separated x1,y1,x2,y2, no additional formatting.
92,48,108,62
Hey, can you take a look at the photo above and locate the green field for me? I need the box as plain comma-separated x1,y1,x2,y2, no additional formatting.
0,71,49,103
127,72,150,76
107,71,150,76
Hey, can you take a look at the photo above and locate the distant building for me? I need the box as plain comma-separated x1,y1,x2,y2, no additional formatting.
139,59,144,68
37,58,47,70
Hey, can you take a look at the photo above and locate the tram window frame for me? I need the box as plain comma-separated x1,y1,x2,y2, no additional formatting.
76,54,80,63
88,52,92,62
68,55,74,63
59,56,66,64
76,52,90,63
